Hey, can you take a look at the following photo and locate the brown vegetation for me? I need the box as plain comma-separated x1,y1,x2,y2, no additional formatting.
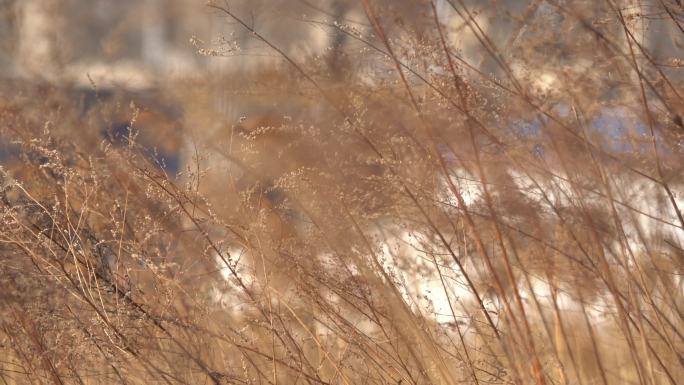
0,1,682,384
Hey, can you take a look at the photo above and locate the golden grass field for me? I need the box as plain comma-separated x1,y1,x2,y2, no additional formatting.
0,1,682,384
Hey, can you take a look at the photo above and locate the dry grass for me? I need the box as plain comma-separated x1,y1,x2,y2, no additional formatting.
0,1,683,384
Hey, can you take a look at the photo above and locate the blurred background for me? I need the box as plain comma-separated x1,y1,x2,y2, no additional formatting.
1,0,682,177
2,1,681,86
